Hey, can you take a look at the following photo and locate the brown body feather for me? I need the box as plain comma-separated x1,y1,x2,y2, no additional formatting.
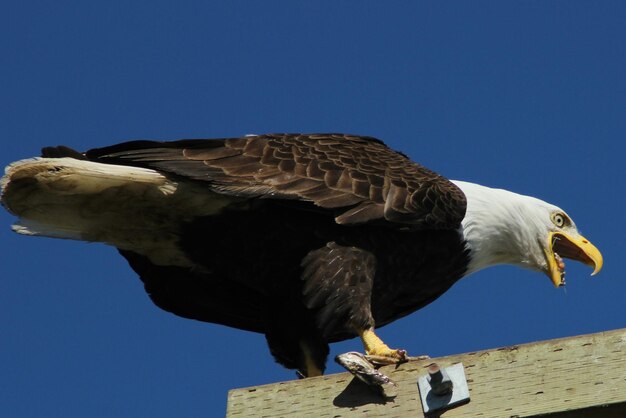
86,134,466,228
27,134,471,375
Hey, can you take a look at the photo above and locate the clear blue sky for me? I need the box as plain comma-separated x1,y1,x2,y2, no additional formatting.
1,2,624,417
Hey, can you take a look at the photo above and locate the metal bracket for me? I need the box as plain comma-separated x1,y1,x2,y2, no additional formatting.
417,362,470,415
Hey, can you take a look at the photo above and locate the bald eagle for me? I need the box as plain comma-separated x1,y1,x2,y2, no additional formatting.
1,134,602,377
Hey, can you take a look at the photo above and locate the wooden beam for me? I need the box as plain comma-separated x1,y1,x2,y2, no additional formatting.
227,328,626,417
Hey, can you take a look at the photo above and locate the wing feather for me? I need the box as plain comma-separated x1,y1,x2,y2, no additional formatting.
86,133,466,229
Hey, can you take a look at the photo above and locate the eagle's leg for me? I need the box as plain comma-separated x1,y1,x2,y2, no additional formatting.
265,297,330,378
265,326,329,378
299,339,324,377
302,242,408,367
359,328,408,364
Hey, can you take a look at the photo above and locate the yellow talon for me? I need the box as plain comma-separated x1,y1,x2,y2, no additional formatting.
359,328,407,364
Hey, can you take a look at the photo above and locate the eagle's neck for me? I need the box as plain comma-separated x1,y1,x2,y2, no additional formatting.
451,180,547,277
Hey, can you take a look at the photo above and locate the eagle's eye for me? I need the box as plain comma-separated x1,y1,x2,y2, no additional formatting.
552,213,566,228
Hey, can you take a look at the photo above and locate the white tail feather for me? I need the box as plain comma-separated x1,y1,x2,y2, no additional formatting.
2,157,234,267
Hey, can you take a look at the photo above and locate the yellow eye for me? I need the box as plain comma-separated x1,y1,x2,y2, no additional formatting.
553,213,565,227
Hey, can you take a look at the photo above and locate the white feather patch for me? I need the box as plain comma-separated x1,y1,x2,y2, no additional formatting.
2,157,237,267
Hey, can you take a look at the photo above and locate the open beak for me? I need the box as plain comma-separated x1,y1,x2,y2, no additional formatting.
545,232,603,287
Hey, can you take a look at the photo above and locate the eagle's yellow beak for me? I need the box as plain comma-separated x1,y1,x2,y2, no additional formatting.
545,232,603,287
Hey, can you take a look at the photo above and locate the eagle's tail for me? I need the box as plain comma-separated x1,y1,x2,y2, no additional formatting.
1,156,229,267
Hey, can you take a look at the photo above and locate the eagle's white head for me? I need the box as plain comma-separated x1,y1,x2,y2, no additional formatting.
452,181,603,287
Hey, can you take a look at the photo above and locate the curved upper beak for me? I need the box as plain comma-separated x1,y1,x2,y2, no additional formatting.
545,231,603,287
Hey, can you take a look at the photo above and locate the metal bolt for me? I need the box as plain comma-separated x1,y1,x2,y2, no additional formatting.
427,363,453,396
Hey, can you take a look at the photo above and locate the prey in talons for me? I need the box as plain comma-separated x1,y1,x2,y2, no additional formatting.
335,351,398,399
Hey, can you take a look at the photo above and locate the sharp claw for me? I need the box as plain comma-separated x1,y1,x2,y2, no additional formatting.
365,349,408,365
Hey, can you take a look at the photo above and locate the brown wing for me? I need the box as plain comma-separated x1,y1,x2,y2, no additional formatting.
85,133,466,229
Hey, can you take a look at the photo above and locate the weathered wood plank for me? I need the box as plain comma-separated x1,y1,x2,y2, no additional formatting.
227,328,626,417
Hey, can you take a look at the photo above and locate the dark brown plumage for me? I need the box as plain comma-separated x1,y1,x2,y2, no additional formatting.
76,134,471,375
12,134,472,375
84,134,467,228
